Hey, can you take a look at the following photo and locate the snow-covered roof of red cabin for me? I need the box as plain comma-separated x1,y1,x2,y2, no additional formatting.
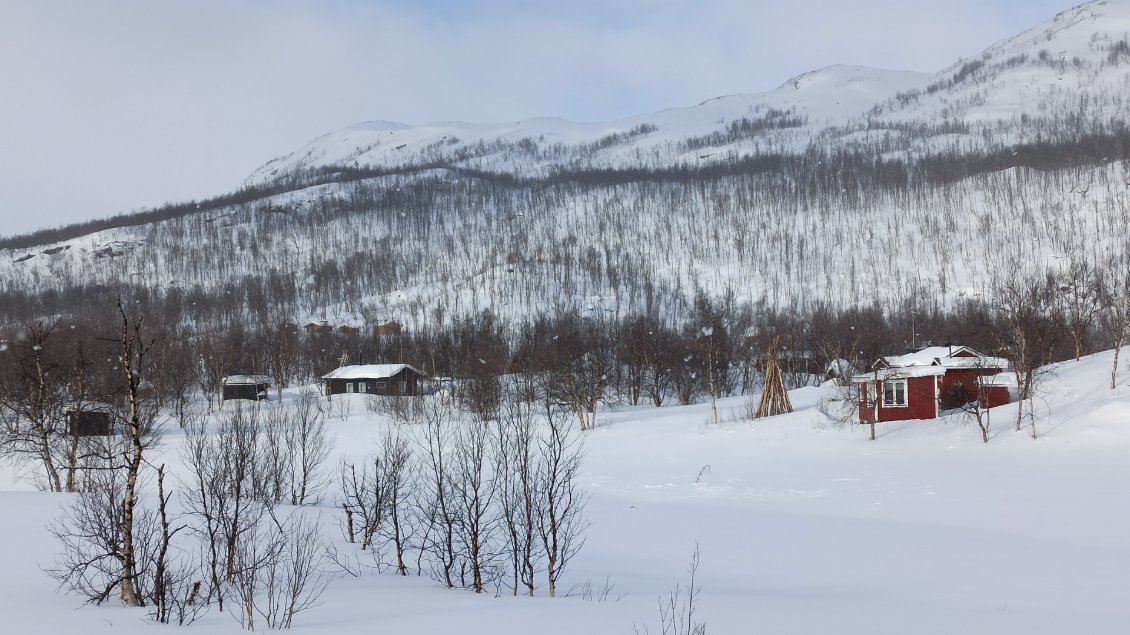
852,366,947,382
321,364,425,380
880,346,1007,370
976,373,1019,387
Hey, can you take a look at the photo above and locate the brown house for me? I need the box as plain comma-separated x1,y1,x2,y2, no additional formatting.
322,364,426,397
375,321,402,337
304,321,333,335
339,325,360,335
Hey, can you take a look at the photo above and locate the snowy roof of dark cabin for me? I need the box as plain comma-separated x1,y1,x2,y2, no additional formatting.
321,364,425,380
222,375,272,385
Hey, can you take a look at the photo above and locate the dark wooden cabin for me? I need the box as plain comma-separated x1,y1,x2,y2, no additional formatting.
67,407,113,436
222,375,272,401
322,364,426,397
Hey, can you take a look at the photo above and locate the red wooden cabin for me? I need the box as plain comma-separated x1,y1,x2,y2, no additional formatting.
976,373,1017,409
853,346,1009,423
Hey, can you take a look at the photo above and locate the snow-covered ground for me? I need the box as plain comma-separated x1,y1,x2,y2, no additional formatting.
3,350,1130,634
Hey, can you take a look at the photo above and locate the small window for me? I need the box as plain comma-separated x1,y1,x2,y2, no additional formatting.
883,379,907,407
861,382,877,404
345,382,355,393
398,380,408,394
357,382,367,394
375,380,388,391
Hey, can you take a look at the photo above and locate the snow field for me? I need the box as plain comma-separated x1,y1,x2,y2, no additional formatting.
2,350,1129,633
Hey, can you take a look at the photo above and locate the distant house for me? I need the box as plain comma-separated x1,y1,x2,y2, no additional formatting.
750,345,822,375
852,346,1009,423
279,322,299,333
322,364,426,397
375,321,402,337
222,375,272,401
824,358,858,384
338,325,360,335
304,321,333,335
66,406,113,436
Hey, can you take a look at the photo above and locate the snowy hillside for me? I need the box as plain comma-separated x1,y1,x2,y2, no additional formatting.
2,0,1130,334
3,350,1130,634
865,0,1130,156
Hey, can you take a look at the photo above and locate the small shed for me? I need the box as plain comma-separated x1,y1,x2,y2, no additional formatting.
339,325,360,335
977,373,1018,409
67,406,113,436
322,364,426,397
222,375,272,401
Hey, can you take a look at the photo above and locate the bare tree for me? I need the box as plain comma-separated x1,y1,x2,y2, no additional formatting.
449,414,500,592
495,397,541,596
228,510,331,631
180,405,269,613
339,455,387,552
537,405,588,597
1103,248,1130,389
47,456,202,624
546,316,610,431
47,465,134,603
0,320,66,492
378,428,414,576
147,463,205,625
116,296,163,606
412,399,461,587
263,324,301,401
1058,255,1105,361
955,388,993,443
993,270,1064,438
634,544,709,635
252,397,332,507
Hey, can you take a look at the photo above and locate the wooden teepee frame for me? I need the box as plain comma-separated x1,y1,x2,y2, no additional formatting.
757,336,793,418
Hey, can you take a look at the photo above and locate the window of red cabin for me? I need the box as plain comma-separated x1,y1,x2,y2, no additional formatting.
883,379,907,407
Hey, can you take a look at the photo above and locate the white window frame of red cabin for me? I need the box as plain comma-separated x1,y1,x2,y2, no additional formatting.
882,378,908,407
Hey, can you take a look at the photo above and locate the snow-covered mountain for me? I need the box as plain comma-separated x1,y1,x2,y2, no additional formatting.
246,65,932,184
246,1,1130,186
3,0,1130,331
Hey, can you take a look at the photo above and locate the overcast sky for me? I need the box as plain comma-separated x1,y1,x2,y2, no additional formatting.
0,0,1071,238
